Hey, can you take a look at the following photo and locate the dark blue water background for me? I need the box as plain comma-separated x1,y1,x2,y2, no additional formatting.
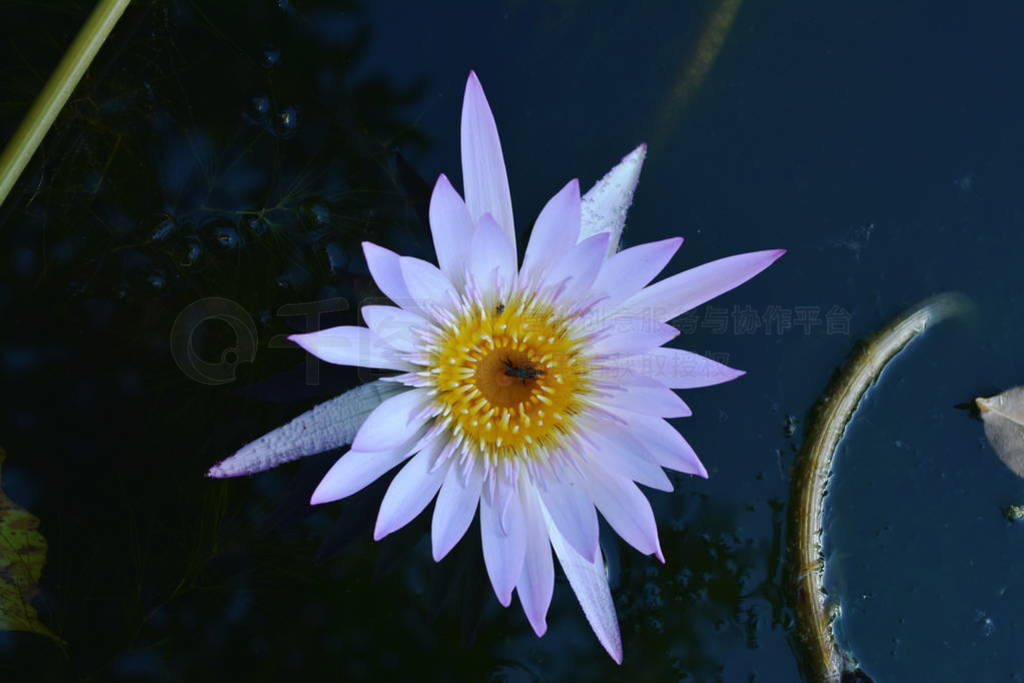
1,1,1022,680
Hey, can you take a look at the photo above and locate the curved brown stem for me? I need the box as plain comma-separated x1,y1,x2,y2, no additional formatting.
788,293,968,681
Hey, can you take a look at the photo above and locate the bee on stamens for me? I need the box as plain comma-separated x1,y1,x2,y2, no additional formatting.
503,358,545,384
495,303,505,314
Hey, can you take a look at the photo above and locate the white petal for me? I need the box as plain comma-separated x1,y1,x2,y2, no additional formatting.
620,411,707,477
468,213,517,295
399,256,458,310
431,462,484,561
582,421,673,492
542,232,610,302
542,505,623,664
591,237,683,313
361,305,424,354
208,380,405,478
591,317,679,356
351,388,432,452
516,482,554,637
428,174,475,286
480,481,527,607
606,347,745,388
289,326,414,371
520,179,581,283
621,249,786,322
536,470,599,562
310,425,426,504
461,71,515,246
579,144,646,256
374,441,449,540
362,242,413,309
582,461,664,561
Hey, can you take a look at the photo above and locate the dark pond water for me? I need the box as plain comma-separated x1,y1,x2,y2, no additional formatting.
2,1,1023,681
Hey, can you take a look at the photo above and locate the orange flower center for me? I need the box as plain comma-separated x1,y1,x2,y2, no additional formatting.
431,294,592,461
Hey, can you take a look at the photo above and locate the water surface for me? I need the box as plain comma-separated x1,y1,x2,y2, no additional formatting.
1,1,1022,680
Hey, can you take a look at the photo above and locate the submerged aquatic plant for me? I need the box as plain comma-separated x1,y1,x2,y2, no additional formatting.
213,72,783,661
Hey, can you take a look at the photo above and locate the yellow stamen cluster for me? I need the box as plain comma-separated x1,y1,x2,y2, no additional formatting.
431,293,592,461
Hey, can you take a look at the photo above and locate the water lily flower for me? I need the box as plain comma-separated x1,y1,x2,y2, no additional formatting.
212,71,783,662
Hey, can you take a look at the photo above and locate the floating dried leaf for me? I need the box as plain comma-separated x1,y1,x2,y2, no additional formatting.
0,448,61,642
976,386,1024,477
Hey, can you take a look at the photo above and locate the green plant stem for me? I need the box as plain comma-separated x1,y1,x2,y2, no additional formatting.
0,0,131,209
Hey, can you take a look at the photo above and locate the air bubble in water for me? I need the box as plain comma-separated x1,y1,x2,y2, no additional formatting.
211,223,243,250
301,201,330,227
274,106,299,138
242,216,268,236
261,46,281,69
150,216,176,242
244,96,271,125
147,271,167,291
179,237,202,267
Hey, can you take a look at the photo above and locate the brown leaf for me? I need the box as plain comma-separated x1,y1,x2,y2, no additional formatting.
976,386,1024,477
0,448,61,642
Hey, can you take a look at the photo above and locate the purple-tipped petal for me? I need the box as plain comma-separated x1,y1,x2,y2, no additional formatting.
537,470,600,562
468,213,517,294
480,482,527,607
521,179,581,283
310,426,425,505
516,483,554,637
374,442,448,540
361,306,424,354
289,326,414,371
622,249,786,323
596,378,691,418
461,72,515,246
582,461,663,560
621,412,707,477
591,317,680,356
592,237,683,313
208,381,404,478
431,463,483,561
362,242,413,310
351,388,432,452
399,256,458,310
428,174,475,286
580,145,647,256
581,420,673,492
542,506,623,663
607,347,745,389
542,232,610,302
